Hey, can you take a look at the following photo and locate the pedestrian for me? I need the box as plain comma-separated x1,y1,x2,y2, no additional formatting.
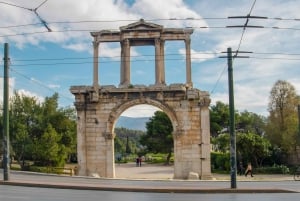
136,157,139,167
138,156,142,167
238,161,244,176
245,162,254,177
117,156,121,165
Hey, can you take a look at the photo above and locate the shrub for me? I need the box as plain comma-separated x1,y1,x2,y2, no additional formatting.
211,152,230,172
255,164,290,174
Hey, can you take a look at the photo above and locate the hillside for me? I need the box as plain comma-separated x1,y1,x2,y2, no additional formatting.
116,116,150,131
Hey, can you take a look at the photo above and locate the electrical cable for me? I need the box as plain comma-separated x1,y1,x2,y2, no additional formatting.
10,67,74,102
209,0,257,94
0,0,51,31
7,51,300,68
234,0,257,57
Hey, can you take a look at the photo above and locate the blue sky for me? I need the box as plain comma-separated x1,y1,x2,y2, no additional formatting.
0,0,300,117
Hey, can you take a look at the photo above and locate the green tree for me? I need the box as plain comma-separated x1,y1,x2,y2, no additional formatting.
212,132,272,167
211,133,230,153
236,133,271,167
236,111,266,135
140,111,173,164
9,92,41,169
114,127,145,156
7,92,76,168
34,124,67,166
210,101,266,136
210,101,230,136
265,80,299,155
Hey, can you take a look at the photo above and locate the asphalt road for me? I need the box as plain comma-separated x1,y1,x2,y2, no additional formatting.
1,185,300,201
1,168,300,193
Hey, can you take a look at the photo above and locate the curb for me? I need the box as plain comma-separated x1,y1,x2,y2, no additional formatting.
0,181,297,194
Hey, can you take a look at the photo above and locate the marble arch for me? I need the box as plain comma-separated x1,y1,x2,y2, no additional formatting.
70,20,212,179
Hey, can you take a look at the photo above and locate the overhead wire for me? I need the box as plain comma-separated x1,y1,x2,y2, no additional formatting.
210,0,257,94
0,0,51,31
2,1,300,99
7,50,300,68
9,67,74,102
234,0,257,57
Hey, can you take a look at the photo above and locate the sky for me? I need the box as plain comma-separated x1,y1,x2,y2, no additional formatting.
0,0,300,117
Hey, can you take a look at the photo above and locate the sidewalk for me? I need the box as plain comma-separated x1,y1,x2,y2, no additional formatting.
1,165,299,193
115,162,294,181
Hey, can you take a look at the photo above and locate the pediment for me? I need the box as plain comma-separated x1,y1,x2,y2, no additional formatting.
120,19,163,31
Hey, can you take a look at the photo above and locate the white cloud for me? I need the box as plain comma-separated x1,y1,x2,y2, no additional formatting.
63,42,91,53
1,0,300,118
179,48,216,63
121,104,161,117
0,77,15,103
48,84,60,89
130,0,207,28
15,89,45,103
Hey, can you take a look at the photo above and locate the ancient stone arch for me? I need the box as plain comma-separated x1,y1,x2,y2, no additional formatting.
70,19,212,179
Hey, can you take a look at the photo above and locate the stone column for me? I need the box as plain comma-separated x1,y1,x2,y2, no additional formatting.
93,41,99,87
123,39,130,86
155,38,162,85
160,39,166,85
120,41,125,85
185,37,192,87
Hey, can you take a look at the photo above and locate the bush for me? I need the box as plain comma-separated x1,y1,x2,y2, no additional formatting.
144,153,174,164
255,164,290,174
29,166,49,173
211,152,230,172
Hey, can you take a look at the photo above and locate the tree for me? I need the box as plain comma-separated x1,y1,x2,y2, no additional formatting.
140,111,173,164
114,127,145,156
7,92,77,168
212,132,272,167
210,101,266,136
210,101,230,136
34,124,66,166
266,80,299,154
236,133,271,167
236,111,266,135
211,133,230,153
9,92,41,169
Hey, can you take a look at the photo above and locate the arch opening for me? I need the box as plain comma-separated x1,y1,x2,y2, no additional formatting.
113,103,175,179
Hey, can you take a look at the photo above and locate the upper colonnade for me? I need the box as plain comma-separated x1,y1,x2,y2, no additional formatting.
91,19,194,88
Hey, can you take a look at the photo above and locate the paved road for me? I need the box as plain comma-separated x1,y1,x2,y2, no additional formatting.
1,185,300,201
1,167,300,193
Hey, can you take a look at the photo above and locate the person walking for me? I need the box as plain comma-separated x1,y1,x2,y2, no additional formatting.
245,162,254,177
238,162,244,176
138,156,142,167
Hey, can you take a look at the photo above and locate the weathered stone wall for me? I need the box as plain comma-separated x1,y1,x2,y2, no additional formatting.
71,85,212,179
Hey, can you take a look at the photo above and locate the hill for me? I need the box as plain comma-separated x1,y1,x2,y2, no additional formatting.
116,116,150,131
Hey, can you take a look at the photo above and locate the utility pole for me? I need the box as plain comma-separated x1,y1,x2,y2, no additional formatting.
227,47,236,189
219,48,251,189
3,43,10,181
